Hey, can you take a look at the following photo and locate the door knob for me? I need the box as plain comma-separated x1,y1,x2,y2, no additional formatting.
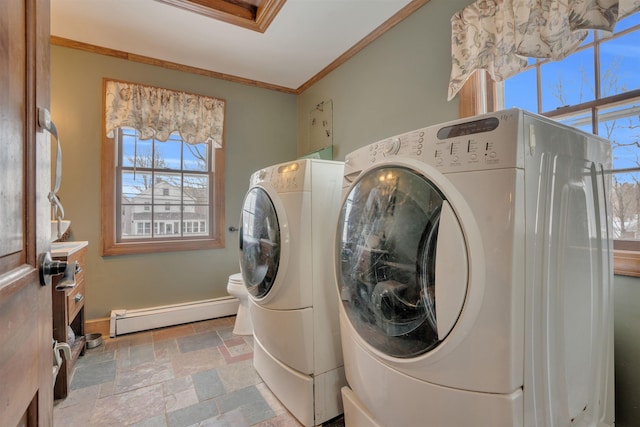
38,252,76,289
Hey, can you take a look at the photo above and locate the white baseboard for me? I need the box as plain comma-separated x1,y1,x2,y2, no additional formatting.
109,297,239,337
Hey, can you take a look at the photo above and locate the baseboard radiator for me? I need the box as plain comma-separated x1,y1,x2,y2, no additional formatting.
109,297,239,337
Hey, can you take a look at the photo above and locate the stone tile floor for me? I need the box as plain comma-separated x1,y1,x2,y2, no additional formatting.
53,316,345,427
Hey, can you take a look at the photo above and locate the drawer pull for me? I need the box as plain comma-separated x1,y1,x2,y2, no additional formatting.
74,293,84,303
74,261,82,274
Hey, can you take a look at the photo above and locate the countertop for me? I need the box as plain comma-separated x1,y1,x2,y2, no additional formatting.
51,241,89,257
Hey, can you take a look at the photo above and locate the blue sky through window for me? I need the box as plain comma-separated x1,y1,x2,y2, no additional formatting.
120,129,209,199
503,14,640,173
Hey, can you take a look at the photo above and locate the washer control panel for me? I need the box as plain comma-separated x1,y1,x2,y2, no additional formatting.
350,110,524,174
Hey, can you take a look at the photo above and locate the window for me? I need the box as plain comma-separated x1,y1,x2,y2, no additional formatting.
102,79,225,255
460,12,640,275
102,126,224,255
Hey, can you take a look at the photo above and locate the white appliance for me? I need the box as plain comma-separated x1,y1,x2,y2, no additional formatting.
334,109,614,427
239,158,346,426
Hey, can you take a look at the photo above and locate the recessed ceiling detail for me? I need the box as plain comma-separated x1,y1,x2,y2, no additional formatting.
155,0,286,32
51,0,424,90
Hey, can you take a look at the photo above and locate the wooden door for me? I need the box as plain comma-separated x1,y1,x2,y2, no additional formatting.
0,0,53,426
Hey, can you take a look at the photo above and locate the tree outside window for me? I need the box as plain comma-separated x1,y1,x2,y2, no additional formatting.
102,79,225,256
102,126,224,255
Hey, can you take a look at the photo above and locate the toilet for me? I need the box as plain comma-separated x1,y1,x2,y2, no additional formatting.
227,273,253,335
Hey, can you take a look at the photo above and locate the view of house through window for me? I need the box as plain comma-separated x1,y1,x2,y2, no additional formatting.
102,80,225,256
117,128,212,241
501,12,640,248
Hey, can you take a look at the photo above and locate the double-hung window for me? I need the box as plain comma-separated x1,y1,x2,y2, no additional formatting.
460,12,640,275
101,79,225,255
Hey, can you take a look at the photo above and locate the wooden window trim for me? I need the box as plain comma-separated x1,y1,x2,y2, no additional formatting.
101,125,225,257
613,250,640,277
458,71,498,119
459,71,639,276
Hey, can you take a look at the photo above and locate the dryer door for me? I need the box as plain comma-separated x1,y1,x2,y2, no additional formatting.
239,187,281,299
336,165,468,358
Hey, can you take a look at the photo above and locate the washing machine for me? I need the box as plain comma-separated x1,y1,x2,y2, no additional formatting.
334,109,614,427
239,158,346,426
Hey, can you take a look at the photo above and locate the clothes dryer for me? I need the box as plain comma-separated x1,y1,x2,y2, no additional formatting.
239,158,346,427
334,109,614,427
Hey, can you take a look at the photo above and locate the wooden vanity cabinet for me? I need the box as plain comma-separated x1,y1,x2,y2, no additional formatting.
51,242,88,399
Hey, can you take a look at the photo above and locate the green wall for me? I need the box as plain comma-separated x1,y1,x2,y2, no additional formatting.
51,45,297,320
51,0,640,422
614,274,640,425
296,0,640,423
297,0,474,159
51,0,474,321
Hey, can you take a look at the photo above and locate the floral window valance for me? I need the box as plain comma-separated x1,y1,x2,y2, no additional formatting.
448,0,640,101
105,79,225,146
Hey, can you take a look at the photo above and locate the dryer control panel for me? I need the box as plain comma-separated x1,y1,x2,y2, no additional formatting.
250,160,307,193
347,109,526,175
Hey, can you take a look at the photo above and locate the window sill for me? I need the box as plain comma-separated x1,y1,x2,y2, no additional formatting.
101,238,223,256
614,250,640,277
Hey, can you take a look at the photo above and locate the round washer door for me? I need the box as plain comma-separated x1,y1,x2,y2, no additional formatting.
239,187,281,299
336,165,468,358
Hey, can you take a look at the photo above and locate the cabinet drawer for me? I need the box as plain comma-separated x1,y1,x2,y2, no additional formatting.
50,242,88,399
67,279,85,321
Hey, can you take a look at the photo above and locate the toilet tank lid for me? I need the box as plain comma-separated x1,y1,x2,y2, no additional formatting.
229,273,244,283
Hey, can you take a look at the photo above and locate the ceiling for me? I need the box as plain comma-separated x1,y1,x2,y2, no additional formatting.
50,0,426,93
